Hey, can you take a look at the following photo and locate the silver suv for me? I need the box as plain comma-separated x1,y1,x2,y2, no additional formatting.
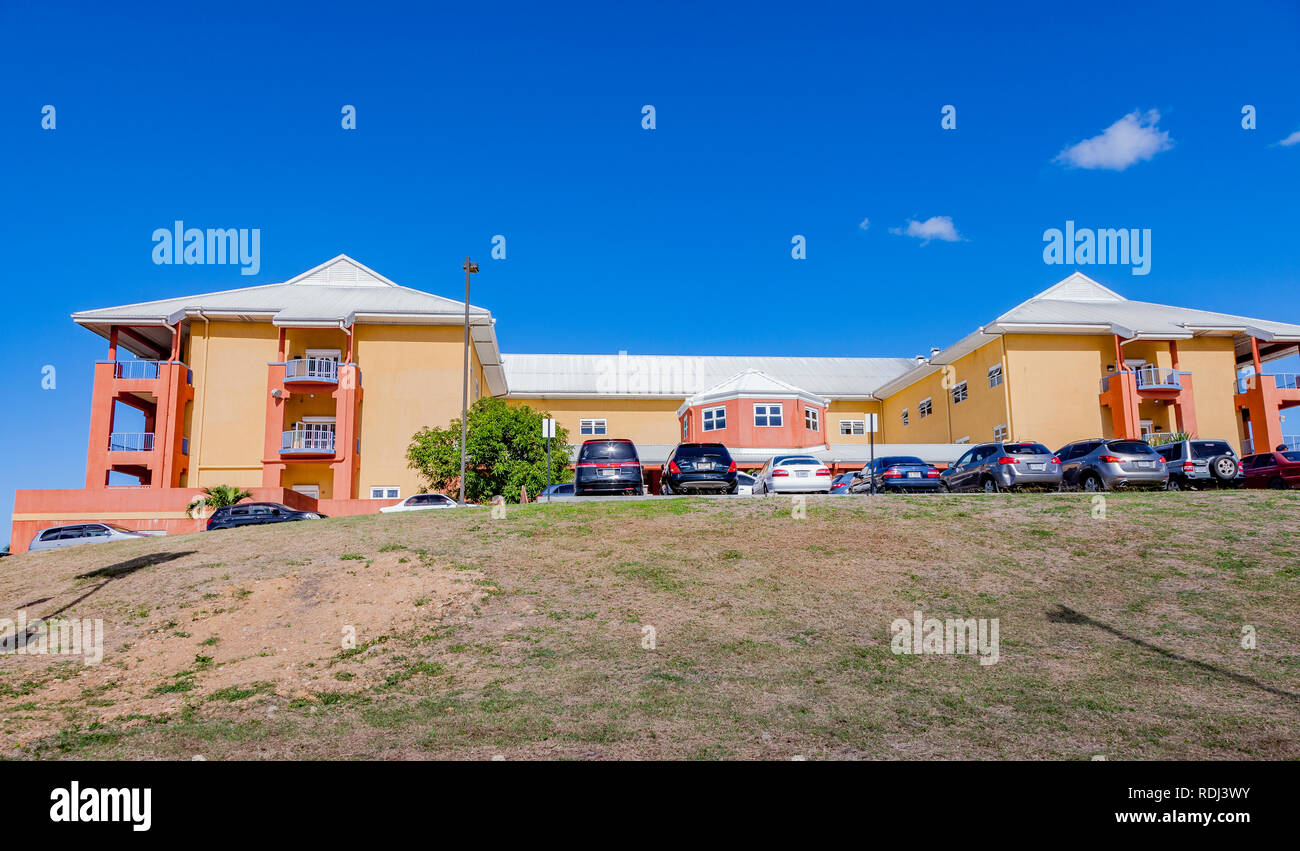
941,441,1062,492
1055,438,1168,491
28,523,151,551
1153,439,1242,490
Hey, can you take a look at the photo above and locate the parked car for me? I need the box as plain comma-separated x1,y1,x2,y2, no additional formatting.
941,442,1062,493
1153,439,1242,490
1241,450,1300,489
537,482,575,500
734,472,756,496
660,443,738,494
380,493,462,512
850,456,943,493
753,455,833,494
1055,438,1168,491
28,522,152,552
206,502,326,530
829,473,855,494
574,439,644,496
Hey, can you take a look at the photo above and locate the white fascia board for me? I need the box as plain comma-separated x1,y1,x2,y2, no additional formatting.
985,322,1114,334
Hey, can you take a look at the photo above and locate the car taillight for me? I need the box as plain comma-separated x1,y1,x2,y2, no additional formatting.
772,469,789,477
1098,455,1122,463
575,462,596,468
996,456,1017,465
882,470,902,478
816,468,830,476
926,469,940,477
1050,456,1061,464
728,461,737,473
1182,462,1194,471
669,461,681,474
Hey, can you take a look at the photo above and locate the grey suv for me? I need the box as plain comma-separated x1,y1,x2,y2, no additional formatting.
941,441,1062,492
1056,438,1168,491
1153,439,1242,490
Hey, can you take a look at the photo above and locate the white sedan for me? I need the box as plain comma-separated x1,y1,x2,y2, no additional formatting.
753,455,833,494
380,493,462,513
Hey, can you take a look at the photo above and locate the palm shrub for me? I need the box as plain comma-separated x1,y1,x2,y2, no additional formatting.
197,485,252,509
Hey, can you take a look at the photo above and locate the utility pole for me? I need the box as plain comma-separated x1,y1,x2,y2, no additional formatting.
459,257,479,504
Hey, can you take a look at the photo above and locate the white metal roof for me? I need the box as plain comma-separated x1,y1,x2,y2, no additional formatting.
675,369,829,415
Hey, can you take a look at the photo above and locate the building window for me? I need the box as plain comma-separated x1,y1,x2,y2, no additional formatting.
370,486,400,499
580,418,607,435
474,374,481,399
919,398,933,418
955,436,971,445
993,424,1008,442
805,408,819,431
840,419,865,436
988,364,1003,388
754,404,783,427
951,381,968,404
901,409,909,426
682,414,689,440
702,406,726,432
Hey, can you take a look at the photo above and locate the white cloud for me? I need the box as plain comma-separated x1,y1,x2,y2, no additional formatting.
858,217,870,230
889,215,962,244
1276,130,1300,147
1054,109,1173,170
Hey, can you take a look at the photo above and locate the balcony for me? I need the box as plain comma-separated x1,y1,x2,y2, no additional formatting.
108,432,155,451
1099,366,1187,393
281,428,335,455
111,360,193,385
1236,372,1300,394
284,358,339,384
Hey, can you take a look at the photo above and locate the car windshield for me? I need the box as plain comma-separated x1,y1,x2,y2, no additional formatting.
1107,440,1157,455
1190,440,1233,459
1003,443,1051,455
579,441,637,461
775,457,820,465
879,456,925,466
1283,452,1300,463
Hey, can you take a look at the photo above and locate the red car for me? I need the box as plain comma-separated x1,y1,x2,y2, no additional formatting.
1241,451,1300,489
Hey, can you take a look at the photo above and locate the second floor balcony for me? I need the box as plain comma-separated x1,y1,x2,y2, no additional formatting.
1235,372,1300,394
284,358,339,384
1100,366,1188,394
281,428,335,455
108,432,154,452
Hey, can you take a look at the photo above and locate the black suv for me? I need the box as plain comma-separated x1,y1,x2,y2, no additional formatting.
206,502,326,530
574,439,644,495
660,443,738,494
1154,438,1242,490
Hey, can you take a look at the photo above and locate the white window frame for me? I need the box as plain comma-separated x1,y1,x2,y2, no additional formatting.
954,436,971,445
805,408,819,431
291,484,320,499
370,486,401,499
919,398,933,419
702,405,726,432
951,381,968,404
988,364,1003,388
682,414,689,440
754,403,783,427
992,424,1008,442
580,418,607,436
840,419,865,436
901,409,909,426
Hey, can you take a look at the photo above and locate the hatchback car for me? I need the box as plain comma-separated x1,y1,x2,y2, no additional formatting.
380,493,462,512
941,442,1062,493
1153,439,1242,490
660,443,738,494
574,439,644,496
829,473,855,494
1055,438,1168,491
206,502,326,530
28,522,152,552
1241,450,1300,489
851,456,943,493
753,455,833,494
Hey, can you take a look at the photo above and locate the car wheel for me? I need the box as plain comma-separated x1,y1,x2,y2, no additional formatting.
940,481,951,493
1081,473,1104,492
1269,477,1288,490
1165,476,1182,491
982,477,999,494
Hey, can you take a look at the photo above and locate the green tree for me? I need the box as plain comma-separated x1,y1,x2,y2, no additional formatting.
198,485,253,509
406,398,572,503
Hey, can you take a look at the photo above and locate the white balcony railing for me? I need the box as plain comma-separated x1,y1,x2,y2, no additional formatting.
1100,367,1187,393
114,360,161,380
1235,372,1300,394
284,358,339,382
281,429,335,453
108,432,155,451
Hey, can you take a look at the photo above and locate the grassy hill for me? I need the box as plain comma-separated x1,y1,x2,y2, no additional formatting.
2,491,1297,760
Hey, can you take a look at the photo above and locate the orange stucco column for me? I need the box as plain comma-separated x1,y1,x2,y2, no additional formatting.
331,363,362,500
1172,374,1197,437
262,363,289,487
1237,374,1285,452
1100,371,1140,439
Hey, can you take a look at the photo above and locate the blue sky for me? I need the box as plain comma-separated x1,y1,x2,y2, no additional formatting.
2,0,1299,544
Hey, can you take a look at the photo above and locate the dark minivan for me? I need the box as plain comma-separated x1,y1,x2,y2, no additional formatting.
660,443,738,494
574,439,645,496
206,502,326,531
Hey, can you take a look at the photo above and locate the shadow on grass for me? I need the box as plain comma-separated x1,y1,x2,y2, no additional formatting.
1048,605,1297,702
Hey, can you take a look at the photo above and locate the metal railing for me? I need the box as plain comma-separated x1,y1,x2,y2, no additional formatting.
284,358,339,382
108,432,155,451
1235,372,1300,393
1100,367,1186,393
281,429,335,453
114,360,161,380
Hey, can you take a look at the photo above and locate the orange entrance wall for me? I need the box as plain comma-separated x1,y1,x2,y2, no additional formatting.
8,488,397,553
680,397,828,447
